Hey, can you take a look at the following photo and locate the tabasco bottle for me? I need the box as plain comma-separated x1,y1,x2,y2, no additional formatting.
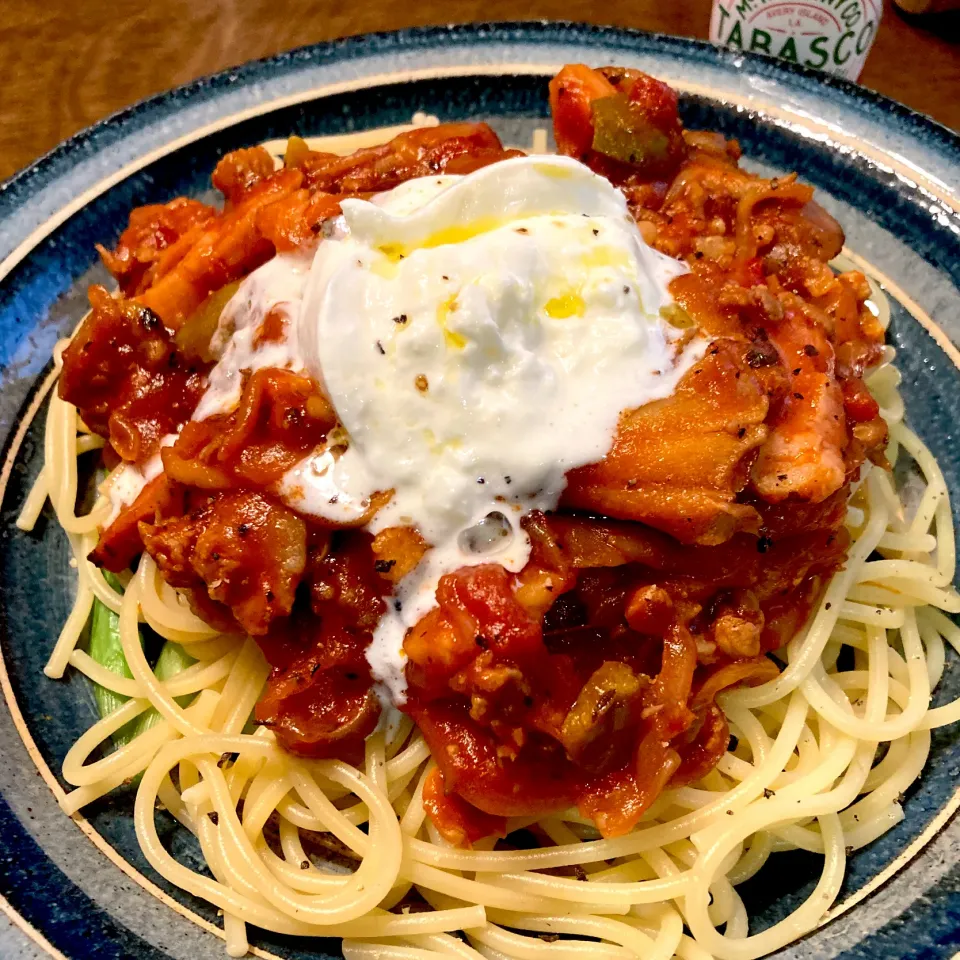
710,0,882,81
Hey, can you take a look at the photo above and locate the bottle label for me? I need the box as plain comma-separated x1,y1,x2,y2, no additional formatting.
709,0,882,81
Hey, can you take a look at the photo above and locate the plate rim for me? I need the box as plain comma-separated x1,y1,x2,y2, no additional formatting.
0,19,959,960
2,20,959,203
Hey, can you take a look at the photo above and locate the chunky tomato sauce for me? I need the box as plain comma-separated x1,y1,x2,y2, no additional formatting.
59,65,886,844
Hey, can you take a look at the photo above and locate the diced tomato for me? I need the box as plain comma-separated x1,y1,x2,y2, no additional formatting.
435,564,545,667
627,72,682,131
412,700,581,818
422,767,507,847
89,474,176,572
549,64,617,159
841,376,881,423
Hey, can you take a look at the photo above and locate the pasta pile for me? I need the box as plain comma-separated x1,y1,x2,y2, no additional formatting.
19,271,960,960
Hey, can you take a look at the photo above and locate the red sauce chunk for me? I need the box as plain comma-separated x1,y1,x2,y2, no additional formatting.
59,286,209,462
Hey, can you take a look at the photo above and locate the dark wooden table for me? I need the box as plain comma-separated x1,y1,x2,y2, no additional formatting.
1,0,957,182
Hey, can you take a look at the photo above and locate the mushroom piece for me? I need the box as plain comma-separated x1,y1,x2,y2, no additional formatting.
560,661,646,773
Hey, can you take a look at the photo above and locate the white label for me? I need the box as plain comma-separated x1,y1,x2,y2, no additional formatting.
710,0,882,81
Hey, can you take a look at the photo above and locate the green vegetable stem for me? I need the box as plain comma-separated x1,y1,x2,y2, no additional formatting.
87,572,194,749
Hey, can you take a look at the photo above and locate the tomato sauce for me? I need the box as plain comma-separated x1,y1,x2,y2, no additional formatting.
58,65,887,844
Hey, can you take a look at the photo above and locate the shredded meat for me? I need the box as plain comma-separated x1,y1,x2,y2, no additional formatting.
58,286,208,461
141,491,306,635
563,339,770,545
97,197,218,297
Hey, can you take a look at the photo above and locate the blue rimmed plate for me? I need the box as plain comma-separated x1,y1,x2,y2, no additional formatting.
0,21,959,960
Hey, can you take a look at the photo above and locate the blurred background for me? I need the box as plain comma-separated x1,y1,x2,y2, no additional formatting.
0,0,957,182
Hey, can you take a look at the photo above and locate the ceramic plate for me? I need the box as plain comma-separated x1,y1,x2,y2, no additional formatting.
0,21,958,960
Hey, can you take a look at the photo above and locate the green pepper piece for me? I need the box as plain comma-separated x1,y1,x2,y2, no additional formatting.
590,94,670,166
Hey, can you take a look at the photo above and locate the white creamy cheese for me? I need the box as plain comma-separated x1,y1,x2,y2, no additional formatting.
190,155,702,706
292,155,702,704
102,434,175,525
193,250,314,421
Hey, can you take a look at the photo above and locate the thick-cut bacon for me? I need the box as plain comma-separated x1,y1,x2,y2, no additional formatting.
751,307,847,502
137,169,303,328
212,146,278,206
293,123,519,195
162,368,336,490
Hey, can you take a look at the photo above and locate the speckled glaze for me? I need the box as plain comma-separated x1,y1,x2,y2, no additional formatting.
0,22,958,960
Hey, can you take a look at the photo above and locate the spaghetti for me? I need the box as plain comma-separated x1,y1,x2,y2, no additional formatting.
17,65,960,960
24,318,960,959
